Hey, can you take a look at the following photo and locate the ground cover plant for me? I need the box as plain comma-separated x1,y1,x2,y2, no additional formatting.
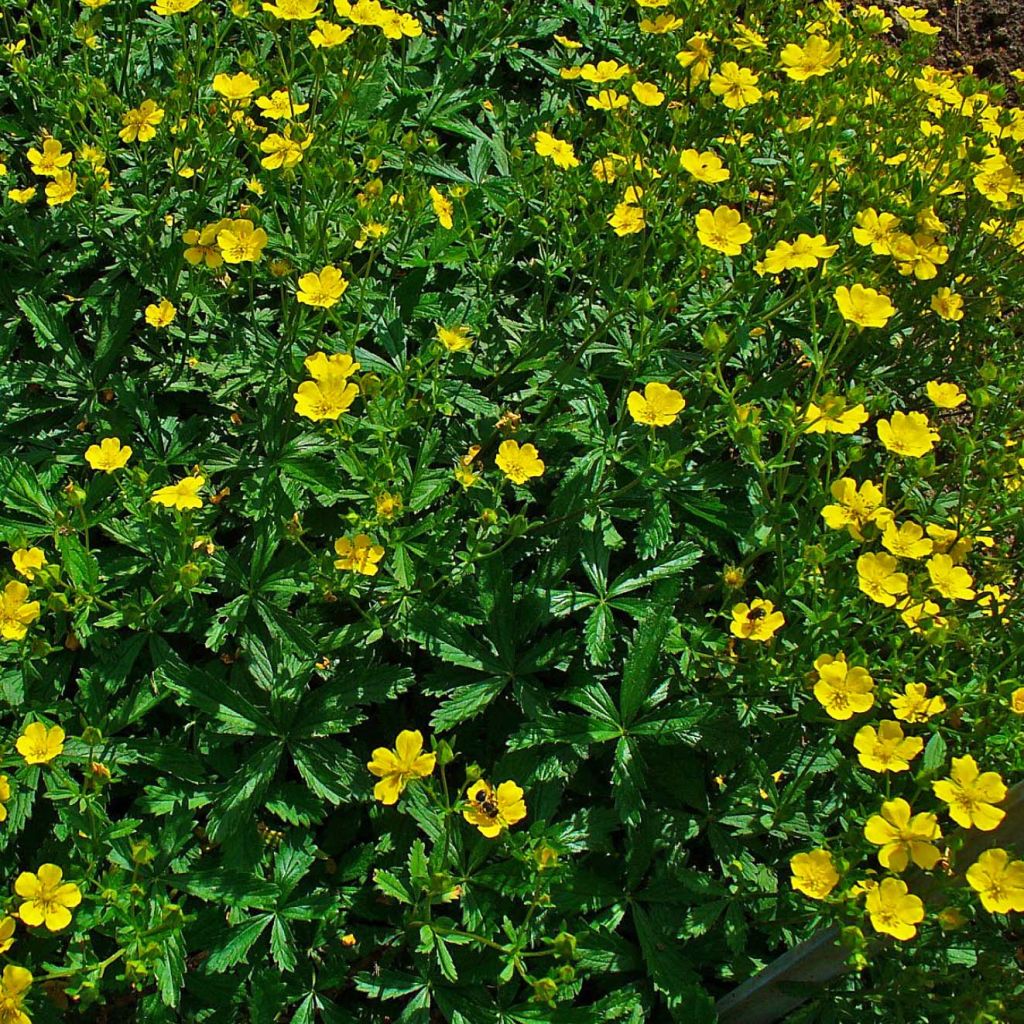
0,0,1023,1020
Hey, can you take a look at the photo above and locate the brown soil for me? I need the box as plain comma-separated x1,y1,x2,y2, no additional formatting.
926,0,1022,101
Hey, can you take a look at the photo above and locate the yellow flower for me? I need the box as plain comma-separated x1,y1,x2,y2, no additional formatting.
676,32,714,84
150,476,205,510
1010,687,1024,715
333,534,384,576
260,127,313,169
462,779,527,838
309,19,353,46
833,284,895,328
217,219,268,263
695,206,752,255
15,722,64,765
897,597,946,634
293,351,360,421
262,0,320,17
15,865,81,932
436,325,474,352
779,36,841,80
553,34,581,48
296,265,348,308
680,148,729,184
85,437,132,474
813,653,874,720
856,552,908,606
853,720,922,773
0,583,40,642
709,62,761,109
119,99,165,143
729,599,785,641
7,187,36,204
631,81,665,106
608,197,646,236
865,878,924,940
890,683,946,723
213,71,261,101
0,966,32,1024
881,521,932,560
255,89,310,119
896,4,940,33
144,297,177,328
375,491,402,519
926,553,975,600
925,380,966,409
933,755,1006,830
366,730,435,804
803,395,867,435
152,0,202,12
579,60,630,83
789,849,839,900
0,915,14,953
183,220,230,268
627,382,685,427
586,89,629,111
967,849,1024,914
877,411,938,458
27,138,72,177
429,186,454,229
534,131,579,170
930,287,964,321
44,171,77,206
864,798,942,872
11,548,46,581
764,233,838,273
639,12,683,33
821,477,891,539
495,440,545,484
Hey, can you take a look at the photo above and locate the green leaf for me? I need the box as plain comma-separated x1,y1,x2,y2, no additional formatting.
374,868,412,904
619,578,681,724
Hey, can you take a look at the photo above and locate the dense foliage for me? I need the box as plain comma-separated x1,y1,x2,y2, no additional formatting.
1,0,1023,1020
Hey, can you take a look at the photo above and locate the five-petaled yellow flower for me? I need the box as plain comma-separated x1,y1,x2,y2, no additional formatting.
119,99,165,143
12,548,46,581
926,380,967,409
812,653,874,720
334,534,385,575
877,411,938,458
366,730,435,804
0,583,40,642
15,722,64,765
856,552,907,606
627,382,686,427
803,395,868,435
213,71,260,101
462,779,527,838
821,478,891,539
534,131,579,170
144,298,177,328
890,683,946,723
296,265,348,308
966,849,1024,914
293,351,360,420
834,284,895,328
495,440,545,484
85,437,133,473
15,865,81,932
864,798,942,871
151,476,205,510
789,849,839,900
437,325,474,352
709,62,761,109
853,720,922,773
429,186,454,230
932,755,1006,831
695,206,752,255
0,965,32,1024
729,599,784,641
217,219,269,263
865,877,924,940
